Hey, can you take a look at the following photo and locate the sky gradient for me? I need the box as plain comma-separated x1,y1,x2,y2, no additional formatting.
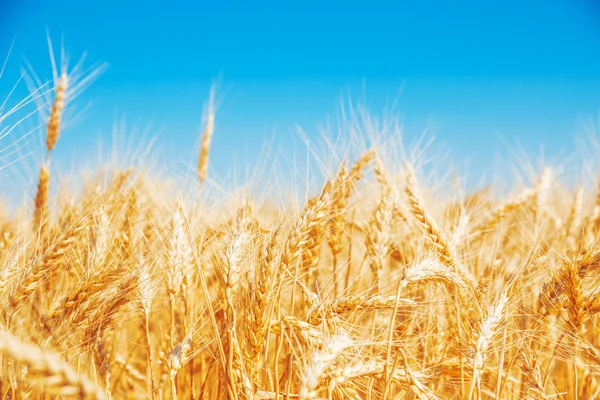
1,0,600,187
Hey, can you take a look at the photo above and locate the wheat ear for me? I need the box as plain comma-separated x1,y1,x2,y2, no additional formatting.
197,88,215,185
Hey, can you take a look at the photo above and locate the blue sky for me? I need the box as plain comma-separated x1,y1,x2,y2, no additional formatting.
1,0,600,187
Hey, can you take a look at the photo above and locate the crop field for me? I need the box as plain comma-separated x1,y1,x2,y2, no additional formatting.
1,59,600,400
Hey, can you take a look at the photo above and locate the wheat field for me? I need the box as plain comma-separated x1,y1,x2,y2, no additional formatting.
1,59,600,400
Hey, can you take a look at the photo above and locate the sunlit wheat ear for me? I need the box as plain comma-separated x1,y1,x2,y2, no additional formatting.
217,230,251,399
45,72,68,153
329,361,384,391
399,258,470,292
302,196,326,293
468,292,508,400
166,200,194,294
304,160,355,296
269,316,325,348
168,333,193,400
24,36,107,130
365,156,393,294
282,181,335,310
248,228,279,380
327,149,374,255
324,294,415,315
33,162,50,234
299,334,353,400
10,210,88,311
404,165,460,272
197,87,215,185
560,259,586,333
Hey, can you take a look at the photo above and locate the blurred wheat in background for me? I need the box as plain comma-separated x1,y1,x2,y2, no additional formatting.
2,48,600,400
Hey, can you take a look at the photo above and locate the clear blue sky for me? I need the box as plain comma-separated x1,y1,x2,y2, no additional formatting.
2,0,600,186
